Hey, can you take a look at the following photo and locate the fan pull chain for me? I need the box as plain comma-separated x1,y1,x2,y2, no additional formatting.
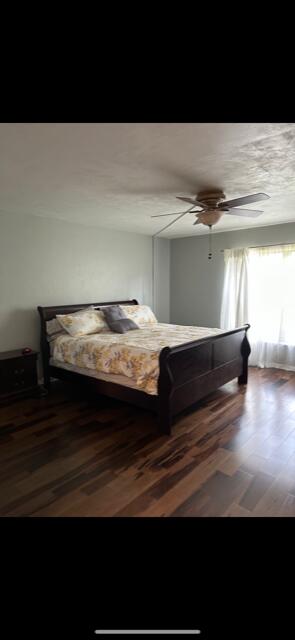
208,224,212,260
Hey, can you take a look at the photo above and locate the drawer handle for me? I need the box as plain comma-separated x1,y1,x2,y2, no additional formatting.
14,368,25,375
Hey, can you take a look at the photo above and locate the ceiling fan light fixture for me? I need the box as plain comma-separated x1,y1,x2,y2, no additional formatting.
196,210,223,227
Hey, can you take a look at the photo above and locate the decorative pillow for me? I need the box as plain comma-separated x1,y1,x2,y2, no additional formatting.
102,305,139,334
120,304,158,324
56,309,108,337
46,306,95,341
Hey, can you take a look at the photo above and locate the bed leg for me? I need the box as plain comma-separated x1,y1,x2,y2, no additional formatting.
238,369,248,385
43,371,51,391
238,332,251,385
158,407,172,435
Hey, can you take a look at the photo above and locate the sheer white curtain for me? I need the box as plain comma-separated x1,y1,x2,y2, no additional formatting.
220,244,295,371
248,244,295,370
220,248,249,329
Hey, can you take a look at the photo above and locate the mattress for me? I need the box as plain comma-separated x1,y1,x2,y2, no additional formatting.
50,358,147,393
51,322,224,395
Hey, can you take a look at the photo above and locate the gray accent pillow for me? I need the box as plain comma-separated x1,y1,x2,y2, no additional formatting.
102,305,139,334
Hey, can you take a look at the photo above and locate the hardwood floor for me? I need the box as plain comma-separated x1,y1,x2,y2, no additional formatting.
1,367,295,517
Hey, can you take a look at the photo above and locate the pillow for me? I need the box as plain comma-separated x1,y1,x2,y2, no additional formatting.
46,306,95,341
102,305,139,334
56,308,108,337
46,317,65,341
120,304,158,324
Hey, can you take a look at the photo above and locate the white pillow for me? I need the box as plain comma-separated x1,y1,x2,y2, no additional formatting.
56,309,108,337
120,305,158,324
46,306,93,341
46,317,64,338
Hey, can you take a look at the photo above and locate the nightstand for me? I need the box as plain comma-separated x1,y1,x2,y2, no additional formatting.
0,349,39,402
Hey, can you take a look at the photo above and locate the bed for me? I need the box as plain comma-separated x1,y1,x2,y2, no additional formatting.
38,300,251,435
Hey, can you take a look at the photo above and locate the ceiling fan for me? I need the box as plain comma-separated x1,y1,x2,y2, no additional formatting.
151,190,270,229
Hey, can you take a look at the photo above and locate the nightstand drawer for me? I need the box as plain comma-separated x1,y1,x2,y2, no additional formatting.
0,350,39,400
3,358,36,380
1,369,37,391
9,376,35,391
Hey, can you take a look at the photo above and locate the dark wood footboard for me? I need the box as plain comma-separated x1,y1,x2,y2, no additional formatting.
38,301,250,436
157,325,251,434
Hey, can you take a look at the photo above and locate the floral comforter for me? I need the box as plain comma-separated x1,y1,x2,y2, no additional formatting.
52,323,223,395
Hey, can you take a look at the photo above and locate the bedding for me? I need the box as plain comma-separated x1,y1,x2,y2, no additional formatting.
51,323,224,395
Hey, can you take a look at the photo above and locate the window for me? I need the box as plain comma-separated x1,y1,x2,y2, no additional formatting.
248,245,295,346
221,244,295,371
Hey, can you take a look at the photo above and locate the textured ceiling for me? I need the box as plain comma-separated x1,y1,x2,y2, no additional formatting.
0,122,295,238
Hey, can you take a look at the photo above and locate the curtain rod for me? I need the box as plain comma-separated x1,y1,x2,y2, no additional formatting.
220,241,295,252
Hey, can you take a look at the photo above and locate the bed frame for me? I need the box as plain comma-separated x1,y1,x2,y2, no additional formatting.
38,300,251,435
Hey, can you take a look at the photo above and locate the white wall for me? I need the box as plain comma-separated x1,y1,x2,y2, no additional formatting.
170,223,295,327
0,213,171,358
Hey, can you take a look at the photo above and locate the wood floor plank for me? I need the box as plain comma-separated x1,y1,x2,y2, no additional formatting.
239,471,275,511
133,448,232,517
223,502,252,517
170,469,252,517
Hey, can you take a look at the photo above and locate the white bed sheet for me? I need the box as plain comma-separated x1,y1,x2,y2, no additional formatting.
49,357,150,393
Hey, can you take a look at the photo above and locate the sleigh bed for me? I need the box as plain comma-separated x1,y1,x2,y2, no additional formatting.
38,299,251,435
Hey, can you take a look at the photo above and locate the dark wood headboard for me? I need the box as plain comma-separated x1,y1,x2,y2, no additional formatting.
37,299,138,385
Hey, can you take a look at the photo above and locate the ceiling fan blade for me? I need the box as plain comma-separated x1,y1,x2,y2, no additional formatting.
218,192,270,209
151,210,199,218
176,196,204,207
193,219,202,225
153,207,195,237
225,208,264,218
151,212,189,218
